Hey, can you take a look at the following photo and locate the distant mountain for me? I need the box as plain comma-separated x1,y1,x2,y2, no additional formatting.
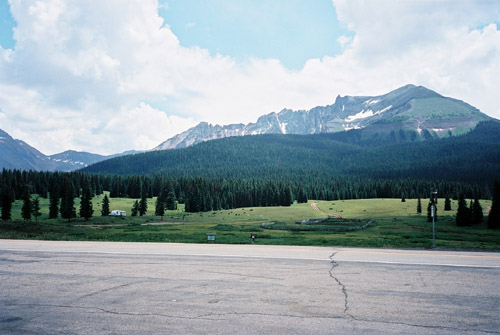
154,84,491,150
2,84,495,173
0,129,139,171
0,129,55,171
47,151,109,171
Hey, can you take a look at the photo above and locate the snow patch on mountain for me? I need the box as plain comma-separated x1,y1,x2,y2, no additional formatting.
279,122,288,134
378,105,392,114
345,105,392,122
343,124,362,131
345,109,375,122
364,99,380,105
432,128,453,133
151,85,491,151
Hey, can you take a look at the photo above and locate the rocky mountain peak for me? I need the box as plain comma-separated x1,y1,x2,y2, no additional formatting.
150,84,490,150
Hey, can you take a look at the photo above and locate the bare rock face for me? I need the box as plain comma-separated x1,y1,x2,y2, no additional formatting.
153,84,490,151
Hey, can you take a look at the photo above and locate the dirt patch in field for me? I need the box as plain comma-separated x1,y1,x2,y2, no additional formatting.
141,222,191,226
311,203,342,218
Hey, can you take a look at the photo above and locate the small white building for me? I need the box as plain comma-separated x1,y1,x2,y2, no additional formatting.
110,210,126,217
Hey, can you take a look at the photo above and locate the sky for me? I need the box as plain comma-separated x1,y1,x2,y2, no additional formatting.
0,0,499,155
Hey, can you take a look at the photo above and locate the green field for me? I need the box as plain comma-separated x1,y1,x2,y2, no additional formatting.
1,194,499,250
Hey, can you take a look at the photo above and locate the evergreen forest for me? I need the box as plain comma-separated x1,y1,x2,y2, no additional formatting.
82,120,500,186
1,120,499,214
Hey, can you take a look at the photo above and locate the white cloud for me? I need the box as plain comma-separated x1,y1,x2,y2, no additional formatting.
103,103,196,152
329,0,500,114
0,0,499,155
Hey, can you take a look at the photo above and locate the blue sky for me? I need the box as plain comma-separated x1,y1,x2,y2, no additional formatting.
0,0,499,155
0,0,15,49
1,0,349,69
159,0,349,69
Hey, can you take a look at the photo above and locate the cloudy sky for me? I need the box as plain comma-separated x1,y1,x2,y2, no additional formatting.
0,0,499,155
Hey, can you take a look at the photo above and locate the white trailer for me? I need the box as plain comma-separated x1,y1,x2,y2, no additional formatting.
110,210,126,217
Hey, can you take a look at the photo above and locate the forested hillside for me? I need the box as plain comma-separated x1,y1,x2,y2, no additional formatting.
83,120,500,185
2,121,497,214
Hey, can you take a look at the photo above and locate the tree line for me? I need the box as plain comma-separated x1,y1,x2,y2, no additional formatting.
1,169,499,228
0,169,490,211
418,182,500,229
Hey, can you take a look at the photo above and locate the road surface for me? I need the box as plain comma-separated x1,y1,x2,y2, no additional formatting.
1,240,499,334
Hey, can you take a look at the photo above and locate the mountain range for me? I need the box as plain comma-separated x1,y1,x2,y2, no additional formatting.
153,84,490,150
0,129,137,172
0,84,495,172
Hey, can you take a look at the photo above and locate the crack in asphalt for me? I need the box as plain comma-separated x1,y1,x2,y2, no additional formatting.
7,302,500,333
9,303,217,321
201,312,500,334
77,282,141,300
326,251,500,334
329,250,352,318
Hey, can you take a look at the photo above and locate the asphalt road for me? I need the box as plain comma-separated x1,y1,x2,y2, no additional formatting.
1,240,499,334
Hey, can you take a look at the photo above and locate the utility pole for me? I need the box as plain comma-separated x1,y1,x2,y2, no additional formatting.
430,189,438,249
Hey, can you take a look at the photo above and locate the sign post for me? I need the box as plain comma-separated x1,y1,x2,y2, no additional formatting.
430,189,438,249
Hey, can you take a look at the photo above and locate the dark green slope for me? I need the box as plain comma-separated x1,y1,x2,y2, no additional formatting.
82,120,500,184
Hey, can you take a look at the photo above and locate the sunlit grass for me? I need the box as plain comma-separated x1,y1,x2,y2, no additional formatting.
1,195,498,250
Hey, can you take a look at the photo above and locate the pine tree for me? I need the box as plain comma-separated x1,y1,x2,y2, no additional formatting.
297,187,308,204
165,180,177,210
471,198,483,225
127,176,142,198
31,197,41,223
184,196,192,213
49,185,59,219
60,177,76,222
417,197,422,214
21,186,32,222
281,185,292,206
139,185,148,216
110,177,120,198
285,186,292,206
488,180,500,229
79,184,93,221
131,200,139,216
101,194,110,216
456,194,471,226
444,196,452,211
155,196,165,217
1,186,13,221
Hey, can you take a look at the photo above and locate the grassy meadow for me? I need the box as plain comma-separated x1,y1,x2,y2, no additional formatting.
1,194,499,250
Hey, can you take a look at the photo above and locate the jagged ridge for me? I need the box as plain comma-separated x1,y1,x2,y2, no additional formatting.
153,84,490,150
